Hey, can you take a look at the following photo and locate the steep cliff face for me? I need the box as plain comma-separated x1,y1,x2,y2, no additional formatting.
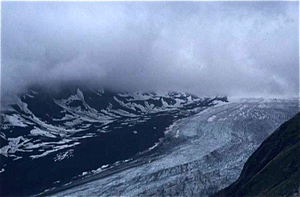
213,112,300,197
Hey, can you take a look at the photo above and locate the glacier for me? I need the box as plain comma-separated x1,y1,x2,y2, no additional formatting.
1,87,229,196
49,97,299,197
1,86,298,196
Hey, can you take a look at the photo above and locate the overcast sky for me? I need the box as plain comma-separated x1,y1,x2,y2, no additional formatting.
1,1,299,99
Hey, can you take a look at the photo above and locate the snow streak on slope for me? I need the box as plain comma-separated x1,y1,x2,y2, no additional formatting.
0,87,227,196
0,88,218,160
52,98,299,197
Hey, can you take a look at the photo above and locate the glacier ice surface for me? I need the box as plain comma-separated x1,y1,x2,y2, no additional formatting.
52,98,299,197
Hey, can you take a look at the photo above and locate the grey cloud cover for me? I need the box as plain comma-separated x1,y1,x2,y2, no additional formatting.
1,1,299,100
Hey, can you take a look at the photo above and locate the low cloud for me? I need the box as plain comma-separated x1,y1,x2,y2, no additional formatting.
1,1,299,100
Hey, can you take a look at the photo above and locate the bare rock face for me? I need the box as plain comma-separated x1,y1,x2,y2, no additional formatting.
51,98,299,197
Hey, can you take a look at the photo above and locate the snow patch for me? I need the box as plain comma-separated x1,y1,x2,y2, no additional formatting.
54,149,74,162
30,142,80,159
30,128,57,138
0,136,32,157
4,114,27,127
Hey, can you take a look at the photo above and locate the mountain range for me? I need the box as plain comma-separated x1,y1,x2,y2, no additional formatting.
0,86,299,196
0,86,226,196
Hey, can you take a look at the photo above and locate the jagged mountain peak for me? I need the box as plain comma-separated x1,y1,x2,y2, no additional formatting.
12,86,228,118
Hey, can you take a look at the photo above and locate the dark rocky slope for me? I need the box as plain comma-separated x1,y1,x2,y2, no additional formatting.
0,86,226,196
213,111,300,197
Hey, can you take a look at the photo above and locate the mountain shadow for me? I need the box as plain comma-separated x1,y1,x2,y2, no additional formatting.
212,111,300,197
